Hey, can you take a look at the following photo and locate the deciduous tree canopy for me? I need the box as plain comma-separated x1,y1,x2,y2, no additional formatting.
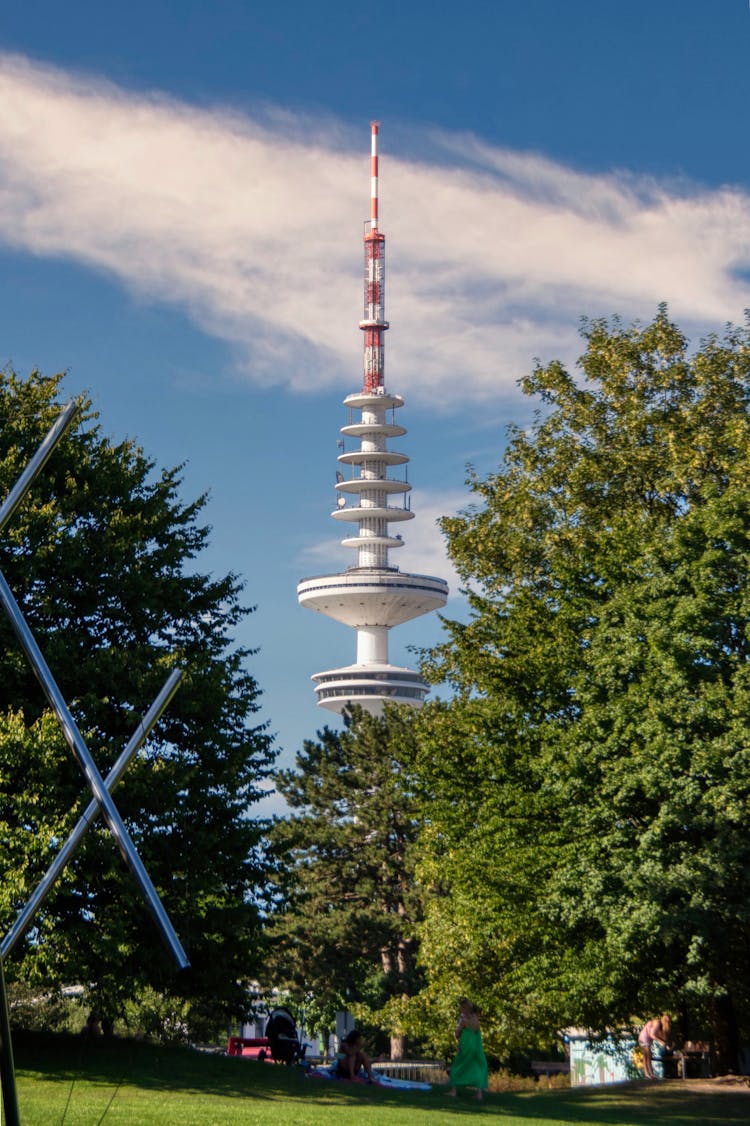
413,310,750,1069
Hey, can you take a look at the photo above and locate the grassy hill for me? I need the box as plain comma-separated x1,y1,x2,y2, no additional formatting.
9,1031,750,1124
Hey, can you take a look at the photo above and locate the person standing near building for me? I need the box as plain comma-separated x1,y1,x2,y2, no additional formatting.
638,1016,669,1079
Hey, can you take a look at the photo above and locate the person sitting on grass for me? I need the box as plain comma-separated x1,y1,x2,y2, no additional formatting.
80,1013,101,1040
335,1029,377,1083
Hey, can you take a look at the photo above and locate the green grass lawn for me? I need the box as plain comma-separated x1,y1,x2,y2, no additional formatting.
9,1031,750,1125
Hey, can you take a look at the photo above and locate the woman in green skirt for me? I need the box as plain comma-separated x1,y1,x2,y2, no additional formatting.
446,999,488,1101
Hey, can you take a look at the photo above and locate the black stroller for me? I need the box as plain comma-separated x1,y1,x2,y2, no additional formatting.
265,1006,307,1065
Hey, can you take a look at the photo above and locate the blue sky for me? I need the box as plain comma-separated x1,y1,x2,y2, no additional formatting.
1,1,750,808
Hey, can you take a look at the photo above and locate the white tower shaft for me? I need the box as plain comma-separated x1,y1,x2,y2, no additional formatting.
297,123,448,715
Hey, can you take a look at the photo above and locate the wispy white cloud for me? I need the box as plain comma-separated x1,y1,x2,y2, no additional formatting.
1,52,749,407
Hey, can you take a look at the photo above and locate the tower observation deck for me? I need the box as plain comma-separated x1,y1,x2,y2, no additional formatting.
297,123,448,715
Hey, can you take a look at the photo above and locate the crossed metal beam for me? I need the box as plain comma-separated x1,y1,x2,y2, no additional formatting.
0,402,190,1124
1,665,183,960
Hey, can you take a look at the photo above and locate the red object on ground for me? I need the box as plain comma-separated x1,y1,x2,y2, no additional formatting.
227,1036,271,1059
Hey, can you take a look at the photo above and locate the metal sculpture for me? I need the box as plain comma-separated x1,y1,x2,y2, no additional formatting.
0,402,188,1125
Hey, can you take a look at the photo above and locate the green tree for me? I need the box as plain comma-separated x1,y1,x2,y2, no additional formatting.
0,366,274,1036
268,707,422,1058
414,310,750,1070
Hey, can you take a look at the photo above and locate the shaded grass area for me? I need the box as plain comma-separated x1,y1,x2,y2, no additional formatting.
10,1031,750,1125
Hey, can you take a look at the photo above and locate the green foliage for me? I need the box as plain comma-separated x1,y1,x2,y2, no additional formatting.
0,366,275,1035
267,707,423,1052
121,985,196,1044
414,310,750,1067
6,980,85,1035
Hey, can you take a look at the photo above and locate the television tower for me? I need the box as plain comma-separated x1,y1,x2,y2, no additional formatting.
297,123,448,714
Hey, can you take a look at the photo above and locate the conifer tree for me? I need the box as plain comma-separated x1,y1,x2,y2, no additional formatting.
269,707,421,1058
0,367,274,1036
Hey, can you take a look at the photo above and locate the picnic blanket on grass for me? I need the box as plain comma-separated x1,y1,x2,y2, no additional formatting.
306,1065,432,1091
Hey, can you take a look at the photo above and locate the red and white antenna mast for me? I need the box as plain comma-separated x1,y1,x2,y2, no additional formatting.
359,121,389,394
297,123,448,715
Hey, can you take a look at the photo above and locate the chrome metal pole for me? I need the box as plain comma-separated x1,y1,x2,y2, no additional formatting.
0,399,78,1124
0,570,189,970
0,400,79,535
2,668,183,960
0,953,20,1126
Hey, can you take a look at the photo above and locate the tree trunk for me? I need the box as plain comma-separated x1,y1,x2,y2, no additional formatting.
677,1003,691,1044
390,1032,406,1060
381,944,408,1060
712,993,739,1075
